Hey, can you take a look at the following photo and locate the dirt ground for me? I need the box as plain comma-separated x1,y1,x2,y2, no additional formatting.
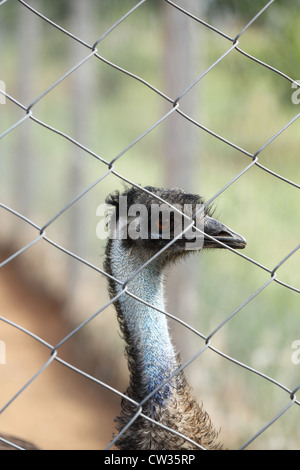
0,257,120,450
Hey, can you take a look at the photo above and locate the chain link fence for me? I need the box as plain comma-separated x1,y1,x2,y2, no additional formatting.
0,0,299,450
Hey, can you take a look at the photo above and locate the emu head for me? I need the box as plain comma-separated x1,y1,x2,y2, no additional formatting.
106,186,246,264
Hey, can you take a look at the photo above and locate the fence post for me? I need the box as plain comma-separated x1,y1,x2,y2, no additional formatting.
15,1,40,212
162,1,204,364
66,0,96,295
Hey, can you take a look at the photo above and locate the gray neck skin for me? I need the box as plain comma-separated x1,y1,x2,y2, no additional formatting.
109,239,178,405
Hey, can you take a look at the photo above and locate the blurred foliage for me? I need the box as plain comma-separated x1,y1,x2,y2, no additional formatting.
0,0,161,29
207,0,297,17
207,0,300,83
0,0,299,449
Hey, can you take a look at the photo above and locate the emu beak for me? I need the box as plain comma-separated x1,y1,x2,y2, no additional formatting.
184,215,247,251
203,216,247,249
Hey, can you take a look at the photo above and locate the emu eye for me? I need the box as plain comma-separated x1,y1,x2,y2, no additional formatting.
155,219,171,231
150,211,176,240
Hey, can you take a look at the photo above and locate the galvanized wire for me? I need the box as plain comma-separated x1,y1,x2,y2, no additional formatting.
0,0,299,450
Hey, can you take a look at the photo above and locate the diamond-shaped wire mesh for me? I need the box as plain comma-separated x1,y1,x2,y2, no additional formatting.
0,0,299,450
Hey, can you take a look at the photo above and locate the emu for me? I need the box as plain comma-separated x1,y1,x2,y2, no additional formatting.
104,185,246,450
0,185,246,451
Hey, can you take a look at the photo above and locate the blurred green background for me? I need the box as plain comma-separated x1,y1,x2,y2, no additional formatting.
0,0,299,449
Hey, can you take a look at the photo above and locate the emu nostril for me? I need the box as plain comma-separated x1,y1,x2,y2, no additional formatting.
217,231,231,238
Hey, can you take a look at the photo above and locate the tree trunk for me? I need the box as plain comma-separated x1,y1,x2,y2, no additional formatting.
162,1,203,363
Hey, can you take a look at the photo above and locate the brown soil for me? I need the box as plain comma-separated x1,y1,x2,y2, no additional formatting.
0,257,120,450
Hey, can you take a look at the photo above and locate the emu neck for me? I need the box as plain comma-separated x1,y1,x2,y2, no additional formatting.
108,240,177,405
